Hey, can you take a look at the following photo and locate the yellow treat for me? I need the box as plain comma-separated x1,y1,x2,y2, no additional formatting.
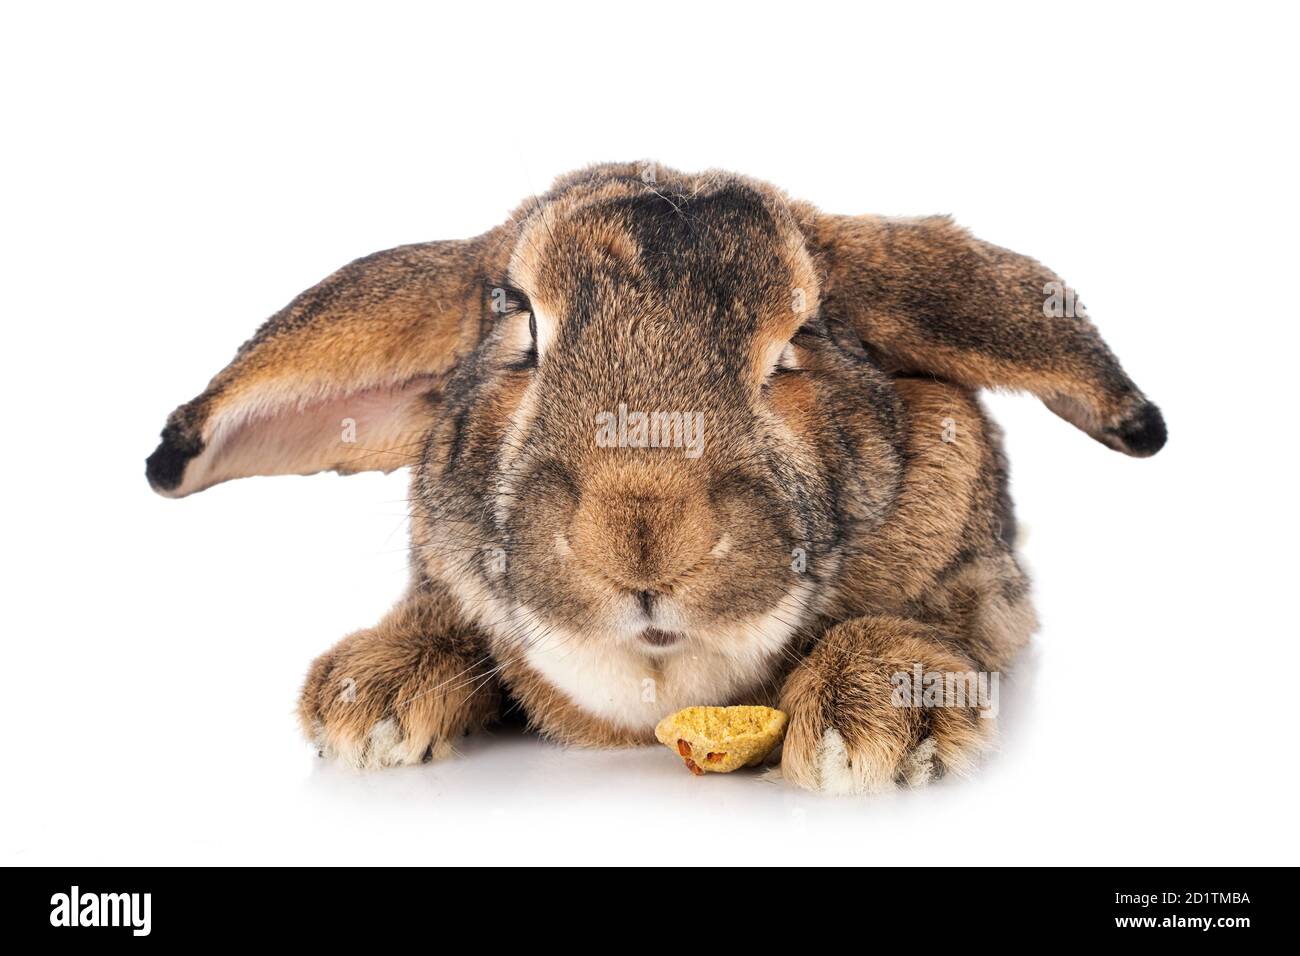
654,706,789,775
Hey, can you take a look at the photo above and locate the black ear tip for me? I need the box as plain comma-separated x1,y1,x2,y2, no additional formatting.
1113,401,1167,457
146,423,203,493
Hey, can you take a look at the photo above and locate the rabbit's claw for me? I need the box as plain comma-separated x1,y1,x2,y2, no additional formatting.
297,612,499,770
778,615,994,794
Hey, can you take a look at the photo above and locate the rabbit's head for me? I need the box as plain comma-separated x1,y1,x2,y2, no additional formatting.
149,162,1164,657
418,167,900,657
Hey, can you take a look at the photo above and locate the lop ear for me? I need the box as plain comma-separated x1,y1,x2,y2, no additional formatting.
147,228,510,497
803,212,1166,456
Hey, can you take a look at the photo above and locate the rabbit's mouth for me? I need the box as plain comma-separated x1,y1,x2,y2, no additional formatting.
640,627,684,649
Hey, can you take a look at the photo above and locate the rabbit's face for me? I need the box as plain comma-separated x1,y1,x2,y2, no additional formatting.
421,173,902,662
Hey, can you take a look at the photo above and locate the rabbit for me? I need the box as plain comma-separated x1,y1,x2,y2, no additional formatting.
147,162,1165,793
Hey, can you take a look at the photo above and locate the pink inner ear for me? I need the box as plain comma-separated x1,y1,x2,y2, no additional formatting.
179,377,439,495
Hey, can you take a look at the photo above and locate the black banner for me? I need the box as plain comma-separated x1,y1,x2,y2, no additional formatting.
6,867,1287,941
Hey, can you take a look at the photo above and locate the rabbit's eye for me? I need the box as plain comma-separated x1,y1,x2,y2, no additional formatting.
765,344,801,378
760,344,802,394
766,319,823,380
505,310,539,371
491,282,540,371
504,319,538,372
489,283,532,319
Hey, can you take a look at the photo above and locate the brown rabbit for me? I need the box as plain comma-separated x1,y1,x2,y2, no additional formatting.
147,163,1165,793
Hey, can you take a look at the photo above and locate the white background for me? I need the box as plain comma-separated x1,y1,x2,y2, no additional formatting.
2,2,1296,865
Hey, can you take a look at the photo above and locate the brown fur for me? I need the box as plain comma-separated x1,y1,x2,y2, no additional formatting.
779,616,992,793
149,163,1164,792
296,587,501,766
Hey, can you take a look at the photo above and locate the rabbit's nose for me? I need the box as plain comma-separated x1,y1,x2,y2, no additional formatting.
568,487,720,594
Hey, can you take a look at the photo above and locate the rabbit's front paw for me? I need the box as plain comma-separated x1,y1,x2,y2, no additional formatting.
778,616,994,794
297,626,499,770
